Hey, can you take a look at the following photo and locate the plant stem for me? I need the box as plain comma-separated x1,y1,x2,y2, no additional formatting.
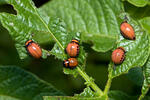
138,89,148,100
138,80,149,100
77,67,103,96
104,64,113,94
34,3,104,97
34,9,64,51
138,94,144,100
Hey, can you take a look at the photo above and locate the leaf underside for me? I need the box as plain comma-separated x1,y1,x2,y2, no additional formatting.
126,0,149,7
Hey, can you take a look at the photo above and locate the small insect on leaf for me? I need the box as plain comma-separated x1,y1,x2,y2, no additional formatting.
111,47,125,65
120,21,136,40
65,39,80,58
63,58,78,69
25,40,42,59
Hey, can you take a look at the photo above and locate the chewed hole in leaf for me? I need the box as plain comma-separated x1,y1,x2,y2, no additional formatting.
0,4,17,14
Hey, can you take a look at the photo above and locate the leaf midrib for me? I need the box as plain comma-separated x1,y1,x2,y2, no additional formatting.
29,2,64,50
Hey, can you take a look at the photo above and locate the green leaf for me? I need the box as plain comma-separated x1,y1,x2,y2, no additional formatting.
112,13,149,77
133,17,150,99
140,17,150,34
0,0,6,5
139,79,149,100
44,90,137,100
75,87,98,97
0,65,64,100
44,95,107,100
47,17,69,60
32,31,52,44
39,0,124,52
91,35,116,52
126,0,149,7
139,57,150,100
126,67,144,86
124,2,150,19
108,91,133,100
143,96,150,100
108,90,150,100
0,96,19,100
0,1,86,77
0,0,67,59
143,57,150,87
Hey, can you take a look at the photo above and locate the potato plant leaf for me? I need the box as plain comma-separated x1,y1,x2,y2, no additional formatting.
126,0,149,7
39,0,124,52
140,17,150,98
140,17,150,35
0,0,67,59
43,96,107,100
112,13,149,77
0,66,64,100
0,0,86,77
0,0,6,5
44,91,135,100
109,90,150,100
108,91,132,100
75,87,98,97
143,57,150,87
140,80,149,100
48,17,68,60
0,96,19,100
126,67,144,86
124,2,150,20
139,57,150,99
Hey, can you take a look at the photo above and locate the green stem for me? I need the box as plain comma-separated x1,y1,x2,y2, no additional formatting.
35,5,104,97
138,94,144,100
138,89,149,100
104,64,113,94
45,43,103,96
77,67,103,96
138,80,149,100
34,8,64,51
33,3,103,97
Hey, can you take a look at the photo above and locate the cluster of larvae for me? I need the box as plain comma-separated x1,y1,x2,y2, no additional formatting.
25,39,80,69
24,21,135,67
111,21,135,65
63,39,80,69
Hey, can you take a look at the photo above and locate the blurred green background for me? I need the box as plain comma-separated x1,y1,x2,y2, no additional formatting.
0,0,146,97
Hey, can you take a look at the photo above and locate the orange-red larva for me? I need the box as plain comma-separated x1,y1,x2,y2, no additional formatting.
111,47,125,64
25,40,42,59
63,58,78,69
65,39,79,57
120,21,135,40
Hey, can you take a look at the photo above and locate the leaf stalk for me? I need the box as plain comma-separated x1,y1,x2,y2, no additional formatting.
77,67,103,96
104,64,113,94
